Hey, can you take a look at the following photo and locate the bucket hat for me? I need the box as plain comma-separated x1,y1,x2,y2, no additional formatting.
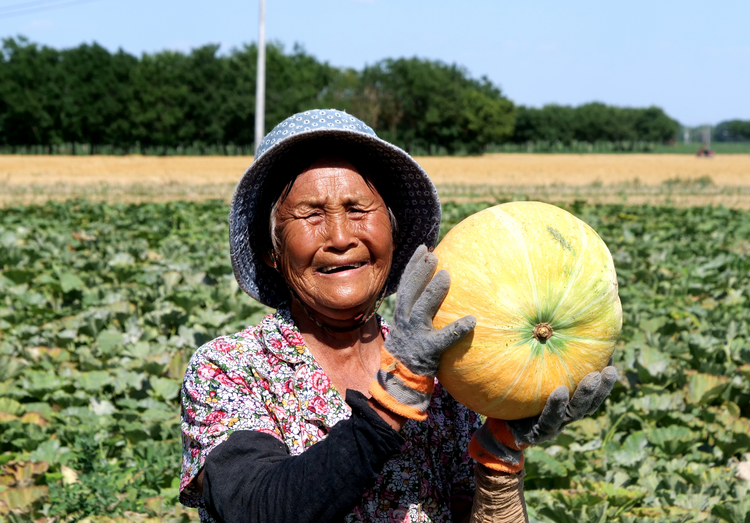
229,108,441,308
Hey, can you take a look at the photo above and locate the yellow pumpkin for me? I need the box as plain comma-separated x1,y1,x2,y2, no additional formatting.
433,201,622,420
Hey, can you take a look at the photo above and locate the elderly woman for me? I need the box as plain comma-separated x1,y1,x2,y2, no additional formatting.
179,110,617,523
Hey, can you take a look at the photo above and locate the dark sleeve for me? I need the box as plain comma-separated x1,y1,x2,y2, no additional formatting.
202,389,405,523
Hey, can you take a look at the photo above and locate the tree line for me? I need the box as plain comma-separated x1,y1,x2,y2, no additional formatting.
714,120,750,142
509,104,679,145
0,37,689,154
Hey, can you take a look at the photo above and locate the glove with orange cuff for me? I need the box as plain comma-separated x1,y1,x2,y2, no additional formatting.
369,245,476,421
470,367,618,472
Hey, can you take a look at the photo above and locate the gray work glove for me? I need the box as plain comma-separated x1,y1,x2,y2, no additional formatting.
369,245,476,420
469,366,618,472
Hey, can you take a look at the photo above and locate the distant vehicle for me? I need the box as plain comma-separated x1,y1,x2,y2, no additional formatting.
696,146,715,158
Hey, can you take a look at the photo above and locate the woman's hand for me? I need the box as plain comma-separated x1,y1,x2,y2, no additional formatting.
369,245,476,420
469,366,618,473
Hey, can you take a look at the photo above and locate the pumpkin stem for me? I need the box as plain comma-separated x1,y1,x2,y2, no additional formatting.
533,323,553,342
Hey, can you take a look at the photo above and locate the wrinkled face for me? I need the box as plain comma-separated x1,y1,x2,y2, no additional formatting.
271,157,393,323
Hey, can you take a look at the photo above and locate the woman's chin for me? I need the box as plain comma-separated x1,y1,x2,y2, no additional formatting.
296,290,381,326
313,302,371,323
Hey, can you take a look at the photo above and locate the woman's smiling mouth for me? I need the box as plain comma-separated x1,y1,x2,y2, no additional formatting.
317,262,366,274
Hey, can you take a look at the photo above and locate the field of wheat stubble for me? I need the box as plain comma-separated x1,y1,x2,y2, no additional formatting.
1,153,749,207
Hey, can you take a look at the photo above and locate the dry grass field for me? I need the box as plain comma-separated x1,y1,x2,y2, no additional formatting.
1,153,749,207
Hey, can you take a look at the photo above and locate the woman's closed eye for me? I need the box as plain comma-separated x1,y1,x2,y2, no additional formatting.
348,207,368,216
299,210,323,222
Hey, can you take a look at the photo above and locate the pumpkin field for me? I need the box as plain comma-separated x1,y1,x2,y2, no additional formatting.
1,197,750,522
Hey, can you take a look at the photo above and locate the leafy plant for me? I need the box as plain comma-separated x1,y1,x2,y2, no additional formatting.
2,199,750,521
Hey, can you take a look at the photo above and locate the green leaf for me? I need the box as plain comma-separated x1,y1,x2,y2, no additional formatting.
161,270,182,292
0,356,27,381
585,481,647,507
59,272,84,293
648,426,699,455
123,341,152,359
685,371,730,405
551,490,606,511
22,402,55,419
611,431,649,466
525,447,569,478
636,345,671,379
0,230,16,248
0,485,48,511
123,426,151,444
711,499,750,523
29,439,62,464
537,505,580,523
108,252,135,266
96,330,124,352
77,371,112,392
149,377,181,400
0,398,24,416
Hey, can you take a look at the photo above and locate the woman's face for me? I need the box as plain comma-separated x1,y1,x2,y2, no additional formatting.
271,157,394,323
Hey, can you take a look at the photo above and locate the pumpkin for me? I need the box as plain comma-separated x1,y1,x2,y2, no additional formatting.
433,201,622,420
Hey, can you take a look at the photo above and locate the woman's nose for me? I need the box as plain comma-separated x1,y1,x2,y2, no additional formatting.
325,214,357,251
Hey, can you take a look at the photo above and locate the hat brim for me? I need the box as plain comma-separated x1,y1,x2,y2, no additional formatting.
229,127,441,308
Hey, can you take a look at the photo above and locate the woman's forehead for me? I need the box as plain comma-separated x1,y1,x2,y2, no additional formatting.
282,159,382,204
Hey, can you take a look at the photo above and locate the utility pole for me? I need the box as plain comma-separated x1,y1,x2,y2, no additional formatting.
254,0,266,154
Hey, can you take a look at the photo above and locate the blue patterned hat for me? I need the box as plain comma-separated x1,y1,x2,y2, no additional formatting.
229,109,442,308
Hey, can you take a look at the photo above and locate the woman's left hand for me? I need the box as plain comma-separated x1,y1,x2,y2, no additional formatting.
469,366,618,473
369,245,476,421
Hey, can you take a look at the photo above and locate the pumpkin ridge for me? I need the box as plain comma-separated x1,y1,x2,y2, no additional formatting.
547,217,589,324
487,346,535,408
488,206,541,316
553,283,617,330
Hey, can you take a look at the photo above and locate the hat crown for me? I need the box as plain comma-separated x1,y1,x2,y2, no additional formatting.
256,109,377,159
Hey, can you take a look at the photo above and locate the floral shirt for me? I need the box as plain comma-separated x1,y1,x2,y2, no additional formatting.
179,309,482,522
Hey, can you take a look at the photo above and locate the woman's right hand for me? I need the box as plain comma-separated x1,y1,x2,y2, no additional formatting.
369,245,476,420
469,367,618,473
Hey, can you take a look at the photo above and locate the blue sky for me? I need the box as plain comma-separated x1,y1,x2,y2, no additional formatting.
1,0,748,126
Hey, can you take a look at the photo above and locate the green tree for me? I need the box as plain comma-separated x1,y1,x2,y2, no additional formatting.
129,50,193,147
129,44,234,148
222,42,340,145
182,44,229,146
720,120,750,141
461,85,515,150
508,103,679,144
573,103,636,142
632,106,679,142
0,37,62,145
511,105,576,143
356,58,514,154
58,43,137,147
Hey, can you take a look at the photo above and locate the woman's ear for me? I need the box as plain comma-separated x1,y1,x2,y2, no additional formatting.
262,251,277,269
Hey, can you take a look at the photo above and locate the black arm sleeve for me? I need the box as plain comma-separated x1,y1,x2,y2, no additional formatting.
201,390,405,523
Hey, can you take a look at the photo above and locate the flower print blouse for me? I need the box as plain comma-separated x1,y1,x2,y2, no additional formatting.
179,309,482,523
